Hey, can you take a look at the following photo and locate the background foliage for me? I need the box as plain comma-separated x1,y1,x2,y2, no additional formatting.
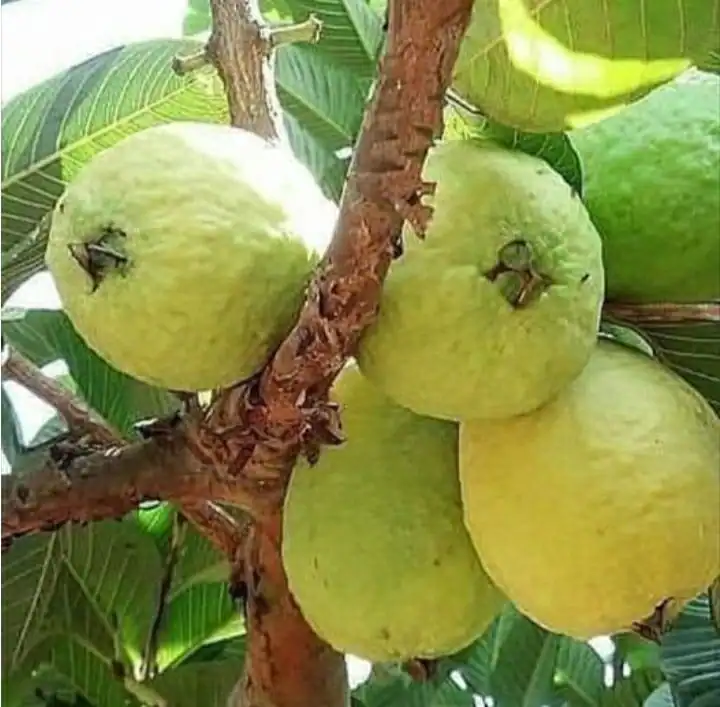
1,0,719,705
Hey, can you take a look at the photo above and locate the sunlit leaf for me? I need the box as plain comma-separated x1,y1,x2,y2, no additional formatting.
1,38,229,299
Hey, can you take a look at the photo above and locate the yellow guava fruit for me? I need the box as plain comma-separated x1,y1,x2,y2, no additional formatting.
356,139,605,422
282,363,504,662
45,122,337,391
570,70,720,303
459,338,720,640
452,0,719,133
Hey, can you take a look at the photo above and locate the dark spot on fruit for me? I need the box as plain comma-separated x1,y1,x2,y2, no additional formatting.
580,273,590,284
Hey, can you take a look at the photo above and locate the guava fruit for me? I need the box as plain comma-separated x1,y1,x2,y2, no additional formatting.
356,139,605,422
570,70,720,303
282,363,504,663
452,0,719,133
459,339,720,640
45,122,337,391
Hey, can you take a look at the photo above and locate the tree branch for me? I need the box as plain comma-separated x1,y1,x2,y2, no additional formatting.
604,301,720,324
1,348,250,559
1,431,280,542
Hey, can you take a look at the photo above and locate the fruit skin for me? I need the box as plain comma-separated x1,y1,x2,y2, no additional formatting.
452,0,719,133
356,139,605,422
459,339,720,640
571,70,720,303
282,364,504,663
46,122,337,391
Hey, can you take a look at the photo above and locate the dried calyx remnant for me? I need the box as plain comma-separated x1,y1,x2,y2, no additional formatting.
484,238,553,307
68,226,130,293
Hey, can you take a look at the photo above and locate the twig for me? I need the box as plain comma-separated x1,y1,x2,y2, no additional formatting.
2,347,122,445
604,301,720,324
268,15,323,48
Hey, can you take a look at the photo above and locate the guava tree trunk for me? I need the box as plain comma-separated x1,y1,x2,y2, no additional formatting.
227,515,349,707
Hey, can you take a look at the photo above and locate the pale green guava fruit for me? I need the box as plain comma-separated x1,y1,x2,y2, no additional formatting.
356,139,605,422
452,0,719,133
282,363,504,663
45,122,337,391
460,339,720,640
570,70,720,303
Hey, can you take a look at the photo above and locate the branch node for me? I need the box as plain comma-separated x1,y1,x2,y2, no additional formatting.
171,49,210,76
267,14,323,49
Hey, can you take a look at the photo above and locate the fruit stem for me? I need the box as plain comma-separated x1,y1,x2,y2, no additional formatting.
171,49,210,76
267,15,323,48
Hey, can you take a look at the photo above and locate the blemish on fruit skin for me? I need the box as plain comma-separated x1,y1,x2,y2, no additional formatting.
580,273,590,284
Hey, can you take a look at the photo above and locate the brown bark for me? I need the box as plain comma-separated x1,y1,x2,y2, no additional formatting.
603,301,720,323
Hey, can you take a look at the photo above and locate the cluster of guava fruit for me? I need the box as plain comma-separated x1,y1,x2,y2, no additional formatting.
282,69,720,660
45,59,719,665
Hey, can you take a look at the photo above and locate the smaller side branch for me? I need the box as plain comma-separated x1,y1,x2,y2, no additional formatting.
604,301,720,324
2,347,121,445
268,15,323,48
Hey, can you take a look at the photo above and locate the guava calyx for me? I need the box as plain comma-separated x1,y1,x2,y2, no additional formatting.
67,225,131,293
483,238,553,308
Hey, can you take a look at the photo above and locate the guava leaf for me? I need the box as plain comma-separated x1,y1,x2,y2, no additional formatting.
1,534,62,675
645,683,677,707
58,519,164,667
353,664,474,707
598,668,665,707
171,527,231,597
553,637,606,706
28,639,143,707
277,44,367,150
2,308,179,438
443,104,583,195
149,657,244,707
155,582,243,671
282,0,384,78
451,0,718,134
614,634,662,672
1,39,229,300
488,612,561,707
633,320,720,416
1,385,24,467
710,579,720,635
284,112,349,201
660,595,720,707
134,504,177,555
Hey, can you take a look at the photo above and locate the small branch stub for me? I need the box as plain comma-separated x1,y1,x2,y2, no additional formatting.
172,49,210,76
268,15,323,48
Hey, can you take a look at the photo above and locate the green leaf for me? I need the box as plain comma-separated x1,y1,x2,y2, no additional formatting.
489,612,561,707
171,528,230,597
156,582,243,671
661,596,720,707
59,519,164,667
601,668,666,707
2,308,179,437
276,44,367,150
284,113,348,202
632,321,720,416
354,664,474,707
1,534,62,675
645,684,676,707
710,578,720,635
283,0,383,77
1,38,229,298
615,634,662,673
443,103,584,195
554,637,605,706
133,504,177,555
451,0,718,134
1,385,24,468
150,656,244,707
